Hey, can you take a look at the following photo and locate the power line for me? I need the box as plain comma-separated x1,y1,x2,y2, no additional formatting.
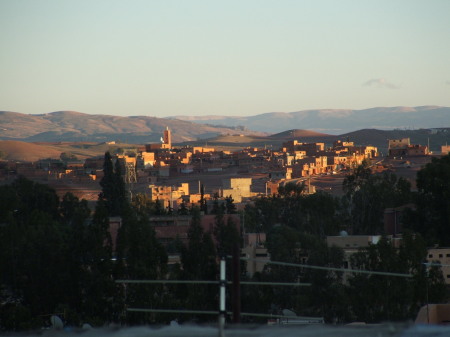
239,257,413,278
116,279,312,287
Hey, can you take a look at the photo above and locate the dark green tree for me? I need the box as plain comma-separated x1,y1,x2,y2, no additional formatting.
199,183,207,214
0,178,71,329
114,204,168,325
225,195,237,214
177,201,189,215
73,198,118,325
343,166,412,234
303,243,349,322
262,226,303,312
347,233,446,322
410,154,450,245
210,193,223,215
342,159,372,196
213,204,240,258
176,207,217,321
243,185,342,237
99,152,127,217
60,192,90,225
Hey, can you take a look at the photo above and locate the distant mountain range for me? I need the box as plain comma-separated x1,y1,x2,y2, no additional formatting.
169,106,450,134
1,108,449,158
0,110,266,143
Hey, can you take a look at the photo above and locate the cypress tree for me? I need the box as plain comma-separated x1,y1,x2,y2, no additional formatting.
99,152,128,217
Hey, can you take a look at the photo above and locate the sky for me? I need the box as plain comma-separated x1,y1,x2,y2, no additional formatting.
1,0,449,117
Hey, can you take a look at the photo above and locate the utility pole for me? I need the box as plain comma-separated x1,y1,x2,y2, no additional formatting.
218,256,226,337
232,243,241,324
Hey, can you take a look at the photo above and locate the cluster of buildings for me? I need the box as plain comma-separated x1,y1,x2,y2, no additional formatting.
3,129,447,279
0,128,381,205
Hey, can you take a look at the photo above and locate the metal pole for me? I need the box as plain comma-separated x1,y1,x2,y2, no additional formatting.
426,266,430,324
232,243,241,323
219,256,226,337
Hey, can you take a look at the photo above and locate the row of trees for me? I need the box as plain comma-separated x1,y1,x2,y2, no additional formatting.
237,156,450,322
242,160,413,237
1,153,449,329
248,226,445,323
0,152,240,329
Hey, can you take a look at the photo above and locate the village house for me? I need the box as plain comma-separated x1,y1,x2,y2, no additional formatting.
326,233,402,283
426,248,450,284
221,177,253,202
388,138,429,157
242,233,270,277
148,182,190,209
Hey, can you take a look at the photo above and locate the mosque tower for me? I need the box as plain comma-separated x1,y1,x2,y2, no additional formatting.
163,126,171,149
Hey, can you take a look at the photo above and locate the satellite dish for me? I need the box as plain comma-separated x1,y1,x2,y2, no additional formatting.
282,309,297,317
82,323,93,330
340,230,349,237
50,315,64,330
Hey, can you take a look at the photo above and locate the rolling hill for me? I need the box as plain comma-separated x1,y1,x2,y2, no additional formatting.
0,110,266,143
1,108,449,161
0,140,141,162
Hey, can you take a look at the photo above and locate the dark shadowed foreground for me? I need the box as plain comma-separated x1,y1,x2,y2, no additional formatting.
2,324,450,337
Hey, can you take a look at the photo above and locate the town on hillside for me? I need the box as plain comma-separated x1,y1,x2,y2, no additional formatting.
1,127,449,268
1,127,450,328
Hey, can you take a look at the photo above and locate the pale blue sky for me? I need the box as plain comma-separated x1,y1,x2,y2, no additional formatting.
1,0,449,117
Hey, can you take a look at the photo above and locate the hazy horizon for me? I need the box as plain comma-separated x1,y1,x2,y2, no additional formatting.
2,105,449,119
1,1,449,117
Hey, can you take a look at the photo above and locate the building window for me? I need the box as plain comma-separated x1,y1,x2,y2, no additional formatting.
447,275,450,279
439,254,443,258
429,254,433,258
447,254,450,258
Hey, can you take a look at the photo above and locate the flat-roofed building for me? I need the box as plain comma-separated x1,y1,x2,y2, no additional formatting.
148,183,189,209
426,248,450,284
242,233,269,277
221,177,252,202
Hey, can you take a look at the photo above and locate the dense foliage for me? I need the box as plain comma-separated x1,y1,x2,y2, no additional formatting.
0,154,449,329
406,154,450,245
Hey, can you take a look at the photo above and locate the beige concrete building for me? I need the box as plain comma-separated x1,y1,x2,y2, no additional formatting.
148,183,189,208
326,234,402,282
221,177,252,202
136,152,156,169
327,235,382,250
388,138,429,157
427,248,450,284
242,233,270,277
